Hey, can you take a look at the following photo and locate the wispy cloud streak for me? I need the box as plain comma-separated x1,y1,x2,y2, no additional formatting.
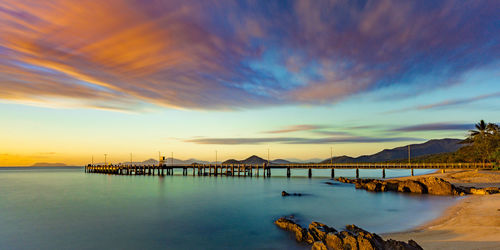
185,136,422,145
264,124,326,134
391,123,473,132
386,92,500,113
0,0,498,110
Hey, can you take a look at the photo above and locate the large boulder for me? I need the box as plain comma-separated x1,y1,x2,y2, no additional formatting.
274,217,307,242
417,177,458,195
306,221,337,243
397,180,427,194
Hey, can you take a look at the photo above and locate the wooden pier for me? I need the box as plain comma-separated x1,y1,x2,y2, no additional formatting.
85,162,494,178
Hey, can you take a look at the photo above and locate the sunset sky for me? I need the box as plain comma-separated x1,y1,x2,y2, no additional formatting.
1,0,499,166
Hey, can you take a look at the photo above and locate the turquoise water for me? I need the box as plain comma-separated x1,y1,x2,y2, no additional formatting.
0,167,458,249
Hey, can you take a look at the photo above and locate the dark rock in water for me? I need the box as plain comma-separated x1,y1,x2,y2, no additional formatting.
336,176,466,196
384,239,423,250
282,191,303,196
274,218,423,250
324,181,339,186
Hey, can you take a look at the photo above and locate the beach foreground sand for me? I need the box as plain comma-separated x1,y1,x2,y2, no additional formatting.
384,170,500,250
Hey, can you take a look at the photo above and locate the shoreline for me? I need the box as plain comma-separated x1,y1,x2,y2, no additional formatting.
383,169,500,250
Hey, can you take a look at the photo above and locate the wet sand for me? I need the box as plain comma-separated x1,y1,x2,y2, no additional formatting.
383,170,500,250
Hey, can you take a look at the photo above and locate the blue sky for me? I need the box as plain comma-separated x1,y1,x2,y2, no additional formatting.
0,0,499,165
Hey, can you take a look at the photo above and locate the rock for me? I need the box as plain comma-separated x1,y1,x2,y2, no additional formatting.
282,191,303,196
339,176,469,196
384,239,423,250
417,177,458,195
311,241,327,250
306,221,337,243
276,219,423,249
365,182,383,192
357,235,376,250
346,225,385,249
397,180,426,194
383,181,400,192
469,187,500,195
325,232,343,249
274,217,307,242
340,231,359,250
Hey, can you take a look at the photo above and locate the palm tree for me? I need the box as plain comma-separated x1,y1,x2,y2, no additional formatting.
464,120,500,162
462,120,486,144
471,120,488,137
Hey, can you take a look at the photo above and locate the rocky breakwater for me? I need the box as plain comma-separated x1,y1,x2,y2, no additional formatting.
274,217,422,250
336,176,499,195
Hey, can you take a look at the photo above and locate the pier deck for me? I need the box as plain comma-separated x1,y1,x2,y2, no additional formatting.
85,162,494,178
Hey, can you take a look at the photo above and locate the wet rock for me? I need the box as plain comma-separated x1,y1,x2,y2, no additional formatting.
384,239,423,250
282,191,303,196
325,232,343,249
346,225,385,249
306,221,337,243
340,231,359,250
337,176,467,196
274,217,307,242
275,219,423,250
324,181,339,186
365,181,383,192
357,235,376,250
311,241,327,250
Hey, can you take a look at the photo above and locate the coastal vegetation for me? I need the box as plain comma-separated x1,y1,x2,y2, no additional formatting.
396,120,499,164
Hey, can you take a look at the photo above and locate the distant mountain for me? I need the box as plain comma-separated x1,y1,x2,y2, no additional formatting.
284,158,325,163
31,162,67,167
271,159,292,164
119,158,210,165
223,159,241,164
222,156,293,165
222,155,270,164
320,138,463,163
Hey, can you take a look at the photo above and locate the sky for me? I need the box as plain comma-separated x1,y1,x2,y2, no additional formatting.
0,0,499,166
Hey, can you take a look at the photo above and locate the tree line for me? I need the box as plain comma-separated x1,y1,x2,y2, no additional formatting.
394,120,499,164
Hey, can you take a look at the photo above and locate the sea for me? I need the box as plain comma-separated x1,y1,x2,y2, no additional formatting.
0,167,459,249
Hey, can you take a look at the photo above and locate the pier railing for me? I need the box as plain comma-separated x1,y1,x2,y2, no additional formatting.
85,162,495,178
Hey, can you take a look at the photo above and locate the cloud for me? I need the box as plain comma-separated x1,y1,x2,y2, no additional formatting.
385,92,500,113
416,92,500,110
391,123,473,132
0,0,498,110
263,124,326,134
184,136,422,145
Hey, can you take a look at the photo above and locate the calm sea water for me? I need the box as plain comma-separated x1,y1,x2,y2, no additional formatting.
0,167,458,249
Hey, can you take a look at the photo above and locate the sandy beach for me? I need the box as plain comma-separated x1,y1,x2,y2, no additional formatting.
384,169,500,250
